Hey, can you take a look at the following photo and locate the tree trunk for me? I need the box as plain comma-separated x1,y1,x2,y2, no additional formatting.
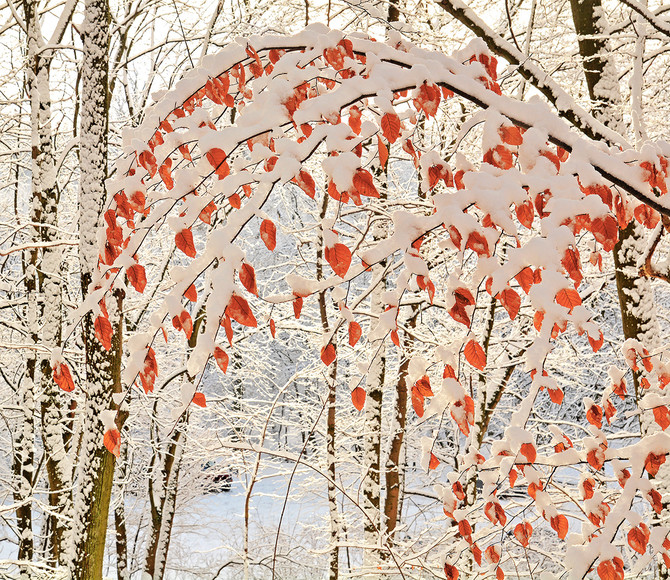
68,0,123,576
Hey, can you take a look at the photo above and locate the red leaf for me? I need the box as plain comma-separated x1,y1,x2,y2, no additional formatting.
325,243,352,278
269,318,276,338
175,229,197,258
240,263,258,296
95,315,114,351
628,524,650,555
496,567,505,580
653,406,670,430
444,563,459,580
228,193,241,209
222,315,233,345
293,170,316,199
184,284,197,302
260,219,277,251
199,201,217,224
206,148,230,179
466,230,490,256
484,545,501,565
412,387,424,418
293,296,303,319
590,215,618,252
498,288,521,320
555,288,581,312
352,169,379,198
597,559,624,580
586,404,603,429
159,160,174,189
321,343,336,366
192,392,207,407
464,339,486,370
127,264,147,293
550,514,568,540
516,200,534,229
645,452,666,477
548,386,564,404
519,442,536,464
104,428,121,457
499,125,523,145
53,362,75,392
226,294,257,327
429,453,440,470
381,113,401,143
348,321,362,347
514,522,532,547
377,135,388,167
351,386,366,411
138,150,157,177
414,375,434,397
515,267,534,294
214,347,229,373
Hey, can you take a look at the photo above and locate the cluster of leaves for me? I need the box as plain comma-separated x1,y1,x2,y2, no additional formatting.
51,25,670,578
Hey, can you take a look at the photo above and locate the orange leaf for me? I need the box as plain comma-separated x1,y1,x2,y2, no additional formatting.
192,392,207,407
293,296,303,319
321,343,336,366
175,229,197,258
377,135,388,168
381,113,401,143
653,406,670,430
444,564,459,580
597,559,624,580
214,347,229,373
325,243,352,278
348,321,362,347
464,339,486,370
222,315,233,345
429,453,440,470
498,288,521,320
352,169,379,198
293,170,316,199
628,524,650,555
260,219,277,251
226,294,257,327
269,318,276,338
53,362,75,392
550,514,568,540
239,263,258,296
351,386,366,410
199,200,217,224
104,428,121,457
514,522,532,547
519,442,536,464
138,150,157,177
127,263,147,293
414,375,434,397
516,200,534,229
184,284,197,302
95,315,114,351
515,267,534,294
555,288,581,312
645,452,666,476
206,148,230,179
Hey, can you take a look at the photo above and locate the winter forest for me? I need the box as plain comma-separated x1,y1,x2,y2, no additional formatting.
4,0,670,578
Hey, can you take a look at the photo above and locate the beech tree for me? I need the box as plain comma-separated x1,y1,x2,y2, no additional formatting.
81,21,670,579
4,0,670,577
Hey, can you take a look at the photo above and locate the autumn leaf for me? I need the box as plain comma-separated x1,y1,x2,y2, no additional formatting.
226,294,257,327
352,169,379,198
550,514,568,540
269,318,276,338
104,428,121,457
515,200,534,229
138,150,157,177
498,288,521,320
653,405,670,430
519,442,536,464
514,522,532,547
127,263,147,293
555,288,581,312
293,296,303,319
175,229,197,258
184,284,197,302
239,263,258,296
53,362,75,392
645,452,666,476
464,339,486,370
351,386,366,411
214,347,229,373
260,219,277,251
293,170,316,199
321,343,336,366
429,453,440,470
348,321,362,347
377,135,388,167
444,564,459,580
381,112,401,143
192,392,207,407
95,315,114,351
628,524,650,555
325,243,352,278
